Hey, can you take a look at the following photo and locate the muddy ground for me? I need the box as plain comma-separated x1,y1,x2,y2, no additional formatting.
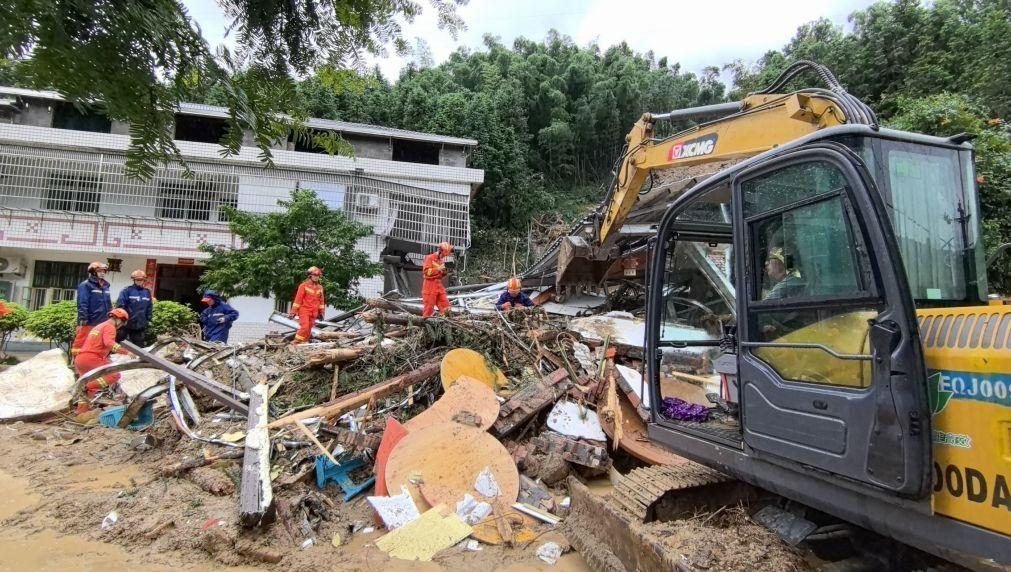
0,416,937,572
0,419,590,571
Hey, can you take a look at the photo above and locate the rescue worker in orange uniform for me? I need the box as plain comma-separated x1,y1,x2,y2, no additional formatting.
422,242,453,317
74,308,130,412
289,266,325,344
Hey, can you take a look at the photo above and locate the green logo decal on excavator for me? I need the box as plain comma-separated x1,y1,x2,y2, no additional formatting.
928,371,953,415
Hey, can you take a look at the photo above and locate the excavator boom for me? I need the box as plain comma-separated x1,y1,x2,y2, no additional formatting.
551,61,878,298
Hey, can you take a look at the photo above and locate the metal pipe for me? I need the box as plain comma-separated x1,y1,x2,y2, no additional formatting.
650,102,742,123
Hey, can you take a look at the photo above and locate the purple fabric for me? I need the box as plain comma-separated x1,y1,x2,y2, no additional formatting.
662,397,710,422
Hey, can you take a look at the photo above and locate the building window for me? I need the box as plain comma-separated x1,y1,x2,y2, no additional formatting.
32,260,88,289
392,140,440,165
158,180,214,221
174,114,228,144
52,102,112,133
45,172,101,213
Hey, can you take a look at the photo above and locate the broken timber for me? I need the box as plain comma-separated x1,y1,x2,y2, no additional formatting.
492,367,571,437
319,424,383,452
533,431,610,469
268,360,441,429
239,384,275,527
305,347,368,367
117,382,168,429
121,341,248,415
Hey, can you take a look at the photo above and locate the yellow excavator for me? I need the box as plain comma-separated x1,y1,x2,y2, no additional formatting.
536,62,1010,570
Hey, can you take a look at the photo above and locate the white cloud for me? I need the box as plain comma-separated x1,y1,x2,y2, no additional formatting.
184,0,878,81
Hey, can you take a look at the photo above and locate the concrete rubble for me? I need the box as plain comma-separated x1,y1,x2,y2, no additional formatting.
1,281,732,566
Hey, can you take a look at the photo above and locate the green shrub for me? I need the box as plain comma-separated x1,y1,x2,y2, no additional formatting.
0,301,29,358
24,300,77,351
147,300,198,343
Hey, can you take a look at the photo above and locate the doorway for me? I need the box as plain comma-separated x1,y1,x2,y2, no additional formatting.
156,264,205,312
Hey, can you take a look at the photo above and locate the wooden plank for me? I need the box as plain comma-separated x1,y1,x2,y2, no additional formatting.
533,432,610,469
267,360,441,428
239,384,275,528
492,368,570,437
318,424,383,451
121,341,248,414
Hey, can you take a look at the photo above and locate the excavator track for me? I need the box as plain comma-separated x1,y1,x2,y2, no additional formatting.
565,463,745,572
611,462,732,521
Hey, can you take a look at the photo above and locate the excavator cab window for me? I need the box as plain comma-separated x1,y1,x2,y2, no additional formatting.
743,161,880,388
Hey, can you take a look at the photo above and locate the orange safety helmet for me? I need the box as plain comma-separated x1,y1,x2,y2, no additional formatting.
307,266,323,277
438,242,453,256
87,261,109,274
507,276,522,294
108,308,129,320
130,270,147,280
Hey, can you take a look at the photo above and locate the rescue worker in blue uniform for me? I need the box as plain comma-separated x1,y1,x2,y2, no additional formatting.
199,290,239,343
72,261,113,356
116,269,154,346
496,277,535,312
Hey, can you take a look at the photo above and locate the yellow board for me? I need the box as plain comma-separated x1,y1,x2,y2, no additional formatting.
374,505,472,561
917,307,1011,537
440,348,507,390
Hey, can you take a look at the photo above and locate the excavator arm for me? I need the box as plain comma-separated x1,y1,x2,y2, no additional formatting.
551,61,878,298
599,92,849,243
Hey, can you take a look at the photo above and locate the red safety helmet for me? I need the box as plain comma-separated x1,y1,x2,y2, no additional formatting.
438,242,453,256
109,308,129,320
307,266,323,277
130,270,147,280
507,276,522,294
87,261,109,274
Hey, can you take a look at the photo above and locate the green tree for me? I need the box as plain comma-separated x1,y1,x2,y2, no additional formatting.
24,301,77,352
147,300,198,344
2,0,466,178
199,190,380,309
0,302,29,359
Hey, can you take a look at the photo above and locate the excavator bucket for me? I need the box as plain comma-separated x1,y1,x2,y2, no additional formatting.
555,236,614,299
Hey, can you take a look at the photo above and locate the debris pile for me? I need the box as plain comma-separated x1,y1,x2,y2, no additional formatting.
0,287,732,567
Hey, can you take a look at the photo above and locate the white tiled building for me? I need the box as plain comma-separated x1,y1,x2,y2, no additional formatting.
0,87,483,341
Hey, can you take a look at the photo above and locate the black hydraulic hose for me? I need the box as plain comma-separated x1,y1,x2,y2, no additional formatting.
757,60,878,127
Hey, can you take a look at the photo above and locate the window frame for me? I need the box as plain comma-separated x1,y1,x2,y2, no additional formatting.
44,171,102,213
740,160,882,313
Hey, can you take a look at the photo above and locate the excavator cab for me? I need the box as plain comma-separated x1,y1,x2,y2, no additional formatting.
640,126,1007,561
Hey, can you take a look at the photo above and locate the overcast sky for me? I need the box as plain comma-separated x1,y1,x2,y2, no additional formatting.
183,0,878,81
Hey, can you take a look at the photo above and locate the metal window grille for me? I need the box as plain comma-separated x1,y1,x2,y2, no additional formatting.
22,286,76,310
45,171,101,212
0,141,471,252
32,260,88,289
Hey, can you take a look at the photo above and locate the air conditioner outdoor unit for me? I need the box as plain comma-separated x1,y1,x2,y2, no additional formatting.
355,193,380,209
0,257,27,275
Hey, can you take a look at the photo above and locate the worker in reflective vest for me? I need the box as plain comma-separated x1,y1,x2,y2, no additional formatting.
422,242,453,318
71,261,112,356
496,277,535,311
289,267,326,344
116,270,154,346
74,308,130,411
199,291,239,343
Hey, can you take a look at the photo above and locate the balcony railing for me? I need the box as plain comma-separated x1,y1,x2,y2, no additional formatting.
0,142,471,250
